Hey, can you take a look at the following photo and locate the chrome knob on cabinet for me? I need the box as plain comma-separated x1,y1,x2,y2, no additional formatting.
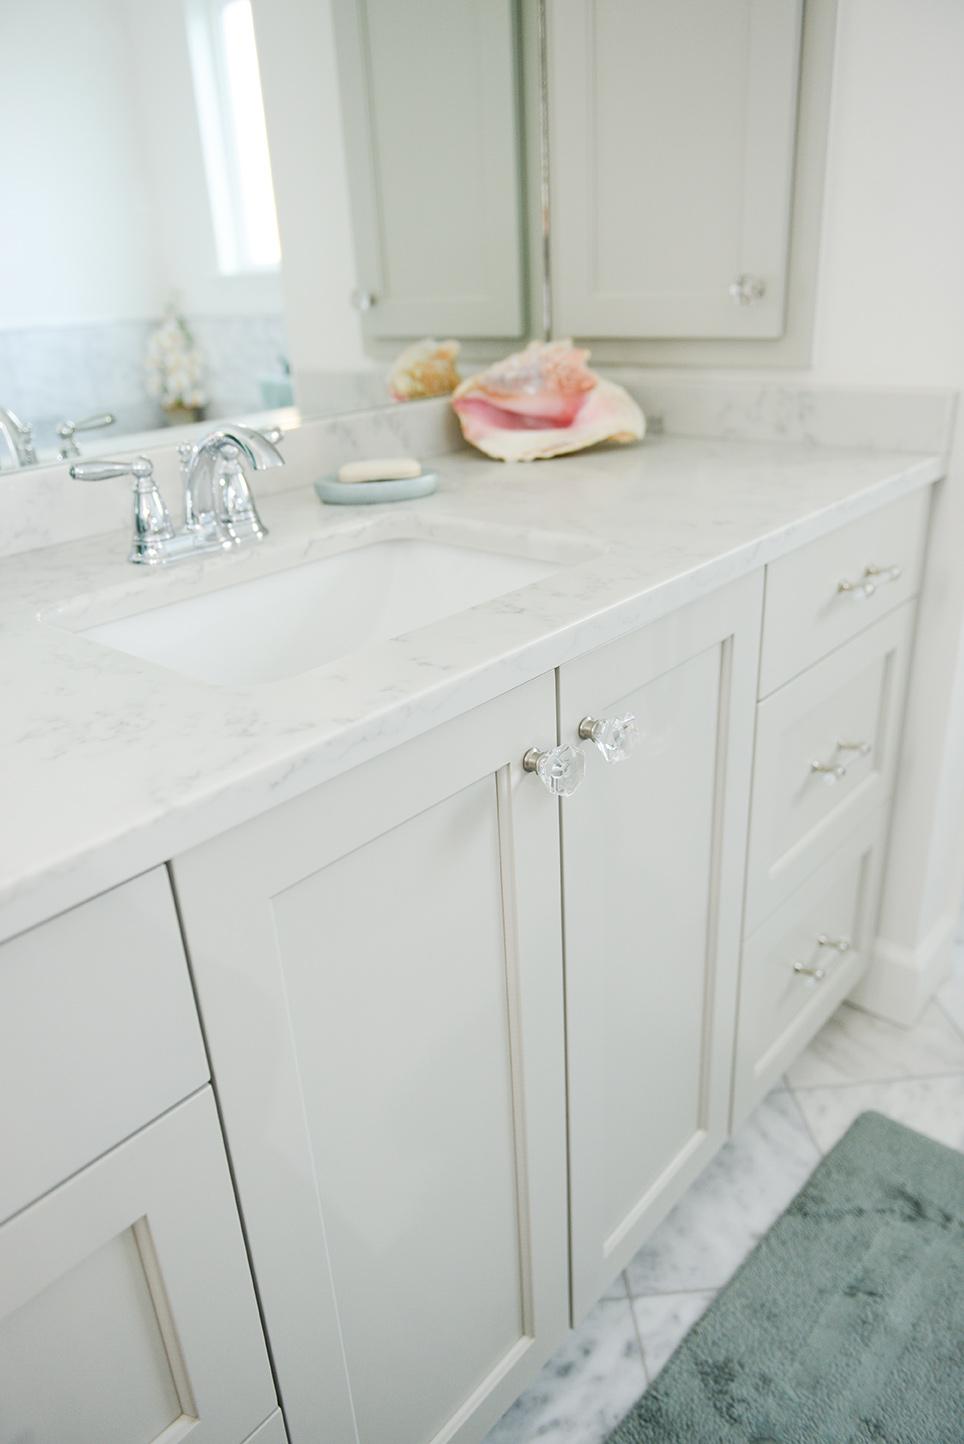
728,273,766,306
837,563,902,600
522,743,586,798
578,713,640,764
351,288,377,312
793,961,827,982
810,739,872,786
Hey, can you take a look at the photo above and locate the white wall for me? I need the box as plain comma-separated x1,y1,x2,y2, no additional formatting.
0,0,163,325
809,0,964,1015
126,0,283,319
251,0,369,390
811,0,964,386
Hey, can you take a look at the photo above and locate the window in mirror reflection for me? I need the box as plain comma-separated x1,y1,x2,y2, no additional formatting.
187,0,281,275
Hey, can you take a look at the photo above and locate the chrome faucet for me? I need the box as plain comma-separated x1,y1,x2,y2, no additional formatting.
179,424,283,548
0,406,38,468
69,423,284,566
57,412,116,460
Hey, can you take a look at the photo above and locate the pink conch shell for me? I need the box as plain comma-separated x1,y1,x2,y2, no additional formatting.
451,340,644,461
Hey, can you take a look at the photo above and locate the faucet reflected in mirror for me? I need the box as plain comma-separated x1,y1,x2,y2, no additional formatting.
69,424,284,566
0,407,37,469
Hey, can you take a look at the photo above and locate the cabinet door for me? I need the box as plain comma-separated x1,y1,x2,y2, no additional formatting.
0,1090,275,1444
172,676,568,1444
560,576,762,1320
548,0,802,339
333,0,524,339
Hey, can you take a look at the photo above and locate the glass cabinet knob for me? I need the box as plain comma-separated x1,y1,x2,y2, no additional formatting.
578,713,640,764
522,743,586,798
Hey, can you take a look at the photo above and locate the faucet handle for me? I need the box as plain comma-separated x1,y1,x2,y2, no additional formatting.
70,455,175,565
57,412,116,458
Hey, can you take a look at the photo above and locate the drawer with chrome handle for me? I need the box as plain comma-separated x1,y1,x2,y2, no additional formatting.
732,811,883,1126
759,488,928,697
745,602,914,932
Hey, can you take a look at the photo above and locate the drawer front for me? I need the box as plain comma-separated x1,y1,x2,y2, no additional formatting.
0,1089,275,1444
0,868,209,1223
760,488,928,696
746,603,914,932
733,812,884,1125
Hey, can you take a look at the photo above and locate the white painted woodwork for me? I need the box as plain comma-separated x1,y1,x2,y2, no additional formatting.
760,489,929,696
172,675,569,1444
0,868,208,1223
746,603,915,931
0,1090,275,1444
733,810,885,1124
332,0,524,338
559,574,763,1321
548,0,803,339
242,1413,289,1444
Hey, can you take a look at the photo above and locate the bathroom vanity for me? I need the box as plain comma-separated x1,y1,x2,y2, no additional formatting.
0,422,940,1444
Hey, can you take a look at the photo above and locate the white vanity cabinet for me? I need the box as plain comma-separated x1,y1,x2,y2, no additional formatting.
332,0,525,340
559,575,762,1319
172,674,571,1444
547,0,803,339
0,1090,277,1444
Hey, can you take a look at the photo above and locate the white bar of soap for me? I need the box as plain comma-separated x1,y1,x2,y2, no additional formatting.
337,456,422,484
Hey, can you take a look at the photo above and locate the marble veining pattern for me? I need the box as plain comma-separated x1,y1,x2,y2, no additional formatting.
0,428,943,940
481,978,964,1444
786,998,964,1087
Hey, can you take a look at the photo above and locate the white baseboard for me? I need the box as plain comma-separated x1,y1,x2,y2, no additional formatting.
850,910,957,1025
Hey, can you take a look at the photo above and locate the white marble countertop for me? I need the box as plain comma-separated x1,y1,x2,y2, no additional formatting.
0,433,942,941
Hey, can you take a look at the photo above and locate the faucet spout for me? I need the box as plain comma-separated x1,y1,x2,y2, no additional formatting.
181,423,284,545
0,406,38,468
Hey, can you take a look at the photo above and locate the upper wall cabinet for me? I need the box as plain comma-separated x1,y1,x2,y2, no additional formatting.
548,0,803,339
333,0,525,340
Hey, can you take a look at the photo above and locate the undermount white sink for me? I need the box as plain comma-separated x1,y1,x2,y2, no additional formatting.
79,537,563,687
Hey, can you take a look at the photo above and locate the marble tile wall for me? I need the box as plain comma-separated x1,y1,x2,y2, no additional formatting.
0,314,290,454
483,964,964,1444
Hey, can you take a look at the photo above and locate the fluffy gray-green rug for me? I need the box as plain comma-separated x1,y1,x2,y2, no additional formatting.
607,1112,964,1443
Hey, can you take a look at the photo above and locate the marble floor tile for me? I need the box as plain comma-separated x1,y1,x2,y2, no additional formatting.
481,1298,645,1444
791,1073,964,1153
623,1088,819,1296
936,941,964,1038
630,1290,715,1381
600,1271,629,1301
786,1000,964,1089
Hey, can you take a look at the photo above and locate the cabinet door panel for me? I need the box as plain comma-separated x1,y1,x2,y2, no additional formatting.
173,676,568,1444
549,0,802,338
560,577,761,1320
333,0,524,338
0,1090,275,1444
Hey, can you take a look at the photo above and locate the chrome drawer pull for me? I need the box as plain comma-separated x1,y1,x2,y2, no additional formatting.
816,934,852,953
793,933,852,983
793,962,827,981
810,739,872,786
837,562,902,600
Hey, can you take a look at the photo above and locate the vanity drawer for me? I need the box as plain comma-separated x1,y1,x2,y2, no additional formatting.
760,488,928,696
733,812,884,1126
0,868,209,1223
745,602,914,932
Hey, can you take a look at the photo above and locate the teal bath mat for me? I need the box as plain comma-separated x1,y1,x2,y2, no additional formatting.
607,1112,964,1443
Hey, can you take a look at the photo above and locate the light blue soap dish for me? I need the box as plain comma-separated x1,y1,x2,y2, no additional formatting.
314,470,438,505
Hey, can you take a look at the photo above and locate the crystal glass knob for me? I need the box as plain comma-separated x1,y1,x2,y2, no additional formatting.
523,743,586,797
578,713,640,764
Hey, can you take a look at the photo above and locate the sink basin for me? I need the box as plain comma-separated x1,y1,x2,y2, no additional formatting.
79,537,563,687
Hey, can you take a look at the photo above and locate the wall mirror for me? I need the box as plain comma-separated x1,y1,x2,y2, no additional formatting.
0,0,830,473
